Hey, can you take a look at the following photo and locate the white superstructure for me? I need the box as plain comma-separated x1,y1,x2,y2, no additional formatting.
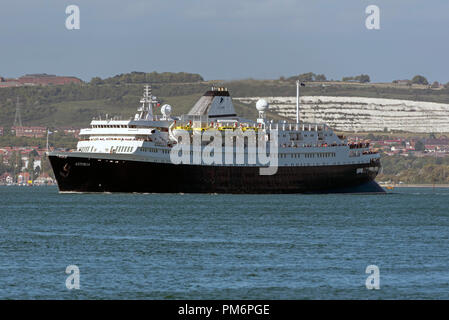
73,84,379,169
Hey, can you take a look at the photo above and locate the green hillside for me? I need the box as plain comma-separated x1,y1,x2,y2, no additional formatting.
2,72,449,128
0,82,289,128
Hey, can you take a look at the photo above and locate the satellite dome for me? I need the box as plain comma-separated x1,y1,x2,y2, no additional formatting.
256,99,269,111
161,104,172,117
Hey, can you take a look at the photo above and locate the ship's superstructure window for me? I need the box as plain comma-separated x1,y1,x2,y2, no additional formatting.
92,125,130,128
139,147,159,153
281,152,336,159
115,146,134,153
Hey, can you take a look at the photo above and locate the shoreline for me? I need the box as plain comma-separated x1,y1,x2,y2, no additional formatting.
379,183,449,188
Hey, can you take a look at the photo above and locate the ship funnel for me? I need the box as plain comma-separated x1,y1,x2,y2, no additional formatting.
188,87,237,119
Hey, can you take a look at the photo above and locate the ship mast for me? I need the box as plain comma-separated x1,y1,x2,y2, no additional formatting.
138,84,156,120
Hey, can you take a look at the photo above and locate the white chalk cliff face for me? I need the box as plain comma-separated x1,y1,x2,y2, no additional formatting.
235,96,449,133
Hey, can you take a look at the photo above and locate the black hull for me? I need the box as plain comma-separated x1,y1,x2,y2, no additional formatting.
48,155,384,194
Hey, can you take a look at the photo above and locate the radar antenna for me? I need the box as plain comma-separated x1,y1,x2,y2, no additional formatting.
256,99,269,124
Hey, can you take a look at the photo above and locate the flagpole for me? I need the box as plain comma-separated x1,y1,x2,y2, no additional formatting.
296,80,300,123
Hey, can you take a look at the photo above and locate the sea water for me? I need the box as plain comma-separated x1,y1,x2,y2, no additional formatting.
0,186,448,299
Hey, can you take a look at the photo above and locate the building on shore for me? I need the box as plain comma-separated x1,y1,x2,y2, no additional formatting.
0,173,14,185
11,126,47,138
60,127,81,138
17,172,31,185
0,81,21,88
34,173,55,185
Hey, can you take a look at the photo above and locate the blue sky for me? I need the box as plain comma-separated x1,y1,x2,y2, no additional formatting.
1,0,448,82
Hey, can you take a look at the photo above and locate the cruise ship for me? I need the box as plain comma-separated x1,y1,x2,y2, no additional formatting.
48,84,384,193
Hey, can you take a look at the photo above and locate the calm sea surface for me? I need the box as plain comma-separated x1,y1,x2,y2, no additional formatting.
0,186,448,299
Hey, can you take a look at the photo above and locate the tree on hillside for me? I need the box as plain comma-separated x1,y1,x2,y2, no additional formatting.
34,166,41,179
90,77,104,85
411,75,429,85
431,81,440,88
102,71,204,85
27,155,35,179
342,74,370,83
415,140,425,151
287,72,328,82
29,149,39,157
356,74,370,83
40,154,54,178
9,151,23,177
297,72,315,82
